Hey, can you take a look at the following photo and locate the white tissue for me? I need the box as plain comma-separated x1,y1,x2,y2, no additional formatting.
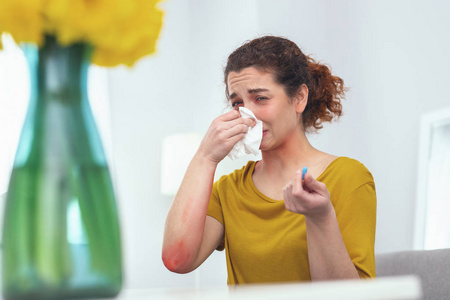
227,107,263,160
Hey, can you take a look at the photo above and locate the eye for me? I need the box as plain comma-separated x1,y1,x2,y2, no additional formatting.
231,101,243,107
256,96,267,101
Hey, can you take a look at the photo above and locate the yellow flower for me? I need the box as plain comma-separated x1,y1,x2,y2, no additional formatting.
0,0,45,46
44,0,119,46
0,0,164,67
92,33,162,67
90,0,164,66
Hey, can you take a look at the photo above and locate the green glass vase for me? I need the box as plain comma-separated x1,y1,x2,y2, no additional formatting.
1,35,122,299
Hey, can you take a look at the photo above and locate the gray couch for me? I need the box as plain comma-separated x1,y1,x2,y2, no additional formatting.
376,249,450,300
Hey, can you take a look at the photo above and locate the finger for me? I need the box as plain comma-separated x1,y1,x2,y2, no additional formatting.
221,117,255,131
219,109,241,122
243,117,257,128
292,169,304,195
226,131,247,146
225,123,251,138
283,182,293,196
282,183,293,209
302,172,325,193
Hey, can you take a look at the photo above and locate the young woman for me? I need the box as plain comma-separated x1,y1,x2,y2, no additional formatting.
162,36,376,284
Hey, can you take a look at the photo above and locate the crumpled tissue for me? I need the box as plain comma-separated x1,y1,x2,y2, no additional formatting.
227,107,263,160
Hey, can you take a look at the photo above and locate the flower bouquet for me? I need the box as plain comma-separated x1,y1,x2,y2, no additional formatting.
0,0,164,66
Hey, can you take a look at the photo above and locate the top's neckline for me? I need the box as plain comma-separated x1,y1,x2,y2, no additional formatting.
247,156,345,202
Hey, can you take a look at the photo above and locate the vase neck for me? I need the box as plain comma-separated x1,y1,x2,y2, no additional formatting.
35,35,92,105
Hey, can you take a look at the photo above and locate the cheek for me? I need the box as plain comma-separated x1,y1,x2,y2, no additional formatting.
253,106,271,121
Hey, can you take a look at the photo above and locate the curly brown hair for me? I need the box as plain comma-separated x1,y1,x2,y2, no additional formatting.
224,36,346,132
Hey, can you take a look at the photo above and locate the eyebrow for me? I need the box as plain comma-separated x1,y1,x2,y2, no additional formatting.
229,88,269,100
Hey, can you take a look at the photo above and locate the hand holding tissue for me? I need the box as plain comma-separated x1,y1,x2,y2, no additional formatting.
227,107,263,160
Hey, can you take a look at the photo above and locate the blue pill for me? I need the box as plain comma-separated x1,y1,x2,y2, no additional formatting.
302,167,307,180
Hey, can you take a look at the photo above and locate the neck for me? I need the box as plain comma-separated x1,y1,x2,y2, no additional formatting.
259,129,319,175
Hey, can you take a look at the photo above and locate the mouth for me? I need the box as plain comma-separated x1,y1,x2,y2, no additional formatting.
263,130,268,137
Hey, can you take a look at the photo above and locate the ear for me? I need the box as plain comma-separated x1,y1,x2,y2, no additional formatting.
294,84,308,113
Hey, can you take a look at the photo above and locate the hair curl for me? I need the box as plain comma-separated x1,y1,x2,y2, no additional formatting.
224,36,346,132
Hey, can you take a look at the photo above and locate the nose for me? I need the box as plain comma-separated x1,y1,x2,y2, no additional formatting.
241,101,255,112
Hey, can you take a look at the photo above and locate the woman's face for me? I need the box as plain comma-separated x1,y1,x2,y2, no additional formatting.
227,67,306,151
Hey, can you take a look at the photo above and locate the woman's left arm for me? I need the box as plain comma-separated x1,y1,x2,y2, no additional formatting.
283,169,360,280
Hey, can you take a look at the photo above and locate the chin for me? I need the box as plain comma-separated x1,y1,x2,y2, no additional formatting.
259,144,269,152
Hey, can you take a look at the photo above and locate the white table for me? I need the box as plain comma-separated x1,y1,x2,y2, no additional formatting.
110,275,422,300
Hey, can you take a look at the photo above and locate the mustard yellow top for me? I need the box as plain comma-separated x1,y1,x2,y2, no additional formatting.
207,157,376,285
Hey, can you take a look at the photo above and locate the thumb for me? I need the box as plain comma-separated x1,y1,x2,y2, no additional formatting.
302,172,321,192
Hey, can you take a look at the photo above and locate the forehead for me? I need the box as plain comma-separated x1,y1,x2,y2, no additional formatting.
227,67,275,91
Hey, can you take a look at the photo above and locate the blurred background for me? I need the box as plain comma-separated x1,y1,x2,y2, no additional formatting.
1,0,450,290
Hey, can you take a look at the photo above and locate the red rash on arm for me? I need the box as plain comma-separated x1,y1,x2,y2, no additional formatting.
162,240,193,273
163,201,207,273
162,153,218,274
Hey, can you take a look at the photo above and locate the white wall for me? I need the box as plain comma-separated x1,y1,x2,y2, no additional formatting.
106,0,450,289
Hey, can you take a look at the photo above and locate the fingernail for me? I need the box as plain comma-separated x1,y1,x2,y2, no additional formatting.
302,167,307,180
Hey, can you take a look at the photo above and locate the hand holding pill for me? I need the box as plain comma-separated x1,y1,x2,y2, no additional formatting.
282,166,333,219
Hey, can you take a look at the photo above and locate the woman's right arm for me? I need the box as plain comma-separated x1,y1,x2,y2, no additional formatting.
162,110,254,273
